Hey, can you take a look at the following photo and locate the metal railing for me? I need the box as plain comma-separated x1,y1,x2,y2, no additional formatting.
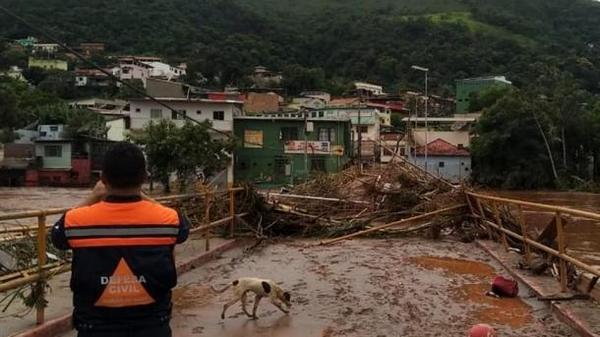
0,186,246,325
466,191,600,293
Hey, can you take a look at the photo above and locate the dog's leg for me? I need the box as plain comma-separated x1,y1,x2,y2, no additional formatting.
271,298,289,314
241,290,252,317
252,294,263,319
221,297,240,319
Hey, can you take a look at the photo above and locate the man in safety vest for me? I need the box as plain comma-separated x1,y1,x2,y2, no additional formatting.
52,142,189,337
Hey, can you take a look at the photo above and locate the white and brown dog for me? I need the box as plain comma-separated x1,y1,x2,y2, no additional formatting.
212,277,292,319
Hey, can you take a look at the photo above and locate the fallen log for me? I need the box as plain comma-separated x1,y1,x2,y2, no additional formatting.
320,204,467,245
263,192,371,205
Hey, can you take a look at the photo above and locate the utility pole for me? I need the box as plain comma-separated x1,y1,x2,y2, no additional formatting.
411,65,429,171
357,92,362,172
303,109,308,175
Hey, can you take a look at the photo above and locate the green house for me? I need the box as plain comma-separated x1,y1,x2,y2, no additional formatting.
28,57,68,71
455,76,511,113
234,116,352,187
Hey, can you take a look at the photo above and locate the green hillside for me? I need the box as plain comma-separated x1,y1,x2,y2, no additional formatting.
1,0,600,94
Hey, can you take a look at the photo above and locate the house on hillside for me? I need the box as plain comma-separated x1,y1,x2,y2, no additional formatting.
414,138,470,183
79,43,105,56
354,82,384,97
75,69,112,87
143,61,186,80
456,76,512,113
244,92,281,114
28,57,68,71
118,57,155,86
128,97,243,132
250,66,283,88
32,43,60,55
234,115,352,186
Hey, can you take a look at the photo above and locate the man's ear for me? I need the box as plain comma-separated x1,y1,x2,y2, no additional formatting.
100,173,108,186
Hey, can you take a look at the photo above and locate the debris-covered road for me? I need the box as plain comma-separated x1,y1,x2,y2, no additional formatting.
169,238,576,337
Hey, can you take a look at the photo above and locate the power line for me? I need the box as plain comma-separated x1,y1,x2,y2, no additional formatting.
0,4,232,138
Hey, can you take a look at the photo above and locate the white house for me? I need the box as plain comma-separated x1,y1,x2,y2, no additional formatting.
128,97,244,186
354,82,384,96
128,97,243,132
118,57,153,86
142,61,186,80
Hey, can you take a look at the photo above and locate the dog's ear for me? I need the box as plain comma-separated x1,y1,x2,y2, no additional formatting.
283,292,291,302
261,281,272,294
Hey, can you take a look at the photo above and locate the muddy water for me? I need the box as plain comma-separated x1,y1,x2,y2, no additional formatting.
487,190,600,267
0,187,89,227
171,239,575,337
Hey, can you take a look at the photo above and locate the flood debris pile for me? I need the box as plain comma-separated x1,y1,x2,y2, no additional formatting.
245,161,472,240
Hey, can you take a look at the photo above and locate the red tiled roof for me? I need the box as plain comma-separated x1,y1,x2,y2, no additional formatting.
416,138,469,157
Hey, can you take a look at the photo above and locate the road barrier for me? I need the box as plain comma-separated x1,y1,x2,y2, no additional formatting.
0,187,246,325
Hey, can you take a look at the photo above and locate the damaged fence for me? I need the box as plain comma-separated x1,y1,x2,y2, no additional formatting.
0,187,248,326
466,191,600,296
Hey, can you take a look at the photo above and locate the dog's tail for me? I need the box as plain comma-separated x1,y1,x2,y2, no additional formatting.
211,281,235,293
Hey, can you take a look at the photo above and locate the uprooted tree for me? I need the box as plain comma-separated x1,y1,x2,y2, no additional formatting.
131,120,236,193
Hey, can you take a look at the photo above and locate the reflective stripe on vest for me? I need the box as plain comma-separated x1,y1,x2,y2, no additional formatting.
65,200,179,248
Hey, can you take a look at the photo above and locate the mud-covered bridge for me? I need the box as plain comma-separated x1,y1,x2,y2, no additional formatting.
1,168,600,336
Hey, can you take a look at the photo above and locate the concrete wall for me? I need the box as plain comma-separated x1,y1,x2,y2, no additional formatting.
414,155,471,183
35,143,71,169
106,119,126,141
28,58,68,71
128,100,238,131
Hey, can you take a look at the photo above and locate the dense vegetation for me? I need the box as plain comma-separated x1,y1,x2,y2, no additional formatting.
1,0,600,94
2,0,600,188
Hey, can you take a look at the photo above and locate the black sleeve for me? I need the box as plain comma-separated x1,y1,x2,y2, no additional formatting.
51,214,70,250
176,212,190,244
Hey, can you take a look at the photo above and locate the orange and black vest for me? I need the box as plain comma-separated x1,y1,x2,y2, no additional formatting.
51,195,189,331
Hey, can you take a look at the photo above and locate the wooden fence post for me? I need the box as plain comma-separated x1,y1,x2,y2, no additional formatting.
516,205,532,265
492,202,509,251
204,192,212,252
475,198,493,240
229,187,235,237
555,211,567,292
36,214,47,325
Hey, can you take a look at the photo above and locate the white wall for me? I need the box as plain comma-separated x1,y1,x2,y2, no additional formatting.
106,119,126,141
128,100,238,132
414,156,471,183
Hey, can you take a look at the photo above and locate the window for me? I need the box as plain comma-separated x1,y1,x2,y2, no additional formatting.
457,144,464,149
122,67,130,74
318,111,324,117
172,109,186,120
438,161,445,168
150,109,163,119
280,127,298,141
274,156,287,176
135,108,141,113
39,131,47,137
44,145,62,157
359,126,368,134
311,112,317,118
50,126,58,131
318,128,336,142
196,110,202,115
311,158,326,172
213,111,225,120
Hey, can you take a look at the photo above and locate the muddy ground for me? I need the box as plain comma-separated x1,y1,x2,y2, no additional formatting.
168,238,576,337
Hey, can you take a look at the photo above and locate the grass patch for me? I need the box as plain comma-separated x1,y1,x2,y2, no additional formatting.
418,11,536,46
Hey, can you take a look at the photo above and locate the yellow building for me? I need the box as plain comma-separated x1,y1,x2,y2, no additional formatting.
28,57,68,71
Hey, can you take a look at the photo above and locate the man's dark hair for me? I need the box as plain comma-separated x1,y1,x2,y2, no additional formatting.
102,142,146,188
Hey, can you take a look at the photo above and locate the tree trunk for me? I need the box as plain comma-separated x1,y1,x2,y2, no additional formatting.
533,112,559,182
561,127,567,170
